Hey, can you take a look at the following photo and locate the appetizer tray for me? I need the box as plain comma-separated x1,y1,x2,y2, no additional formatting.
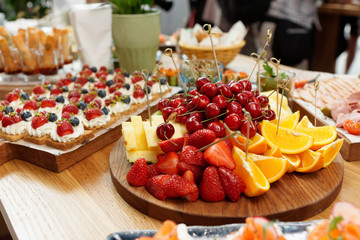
109,108,344,225
291,98,360,161
105,221,320,240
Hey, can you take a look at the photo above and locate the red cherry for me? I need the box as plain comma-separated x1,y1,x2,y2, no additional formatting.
186,96,200,110
240,119,257,138
251,90,260,97
168,98,184,108
257,95,269,108
262,109,276,121
224,113,242,130
188,112,204,122
239,79,252,91
196,94,210,110
156,122,175,140
226,101,243,116
229,82,244,94
206,121,226,138
174,106,187,122
187,89,200,100
158,99,169,111
200,82,217,98
217,84,233,98
195,77,211,90
185,116,203,133
205,103,221,119
212,95,227,109
245,102,262,118
249,97,260,105
162,106,175,121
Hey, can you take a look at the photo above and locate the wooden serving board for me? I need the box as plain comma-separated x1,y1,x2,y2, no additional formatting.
110,137,344,225
291,98,360,161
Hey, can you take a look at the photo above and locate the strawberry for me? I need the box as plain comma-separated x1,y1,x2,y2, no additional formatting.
155,152,179,175
126,158,148,186
163,174,198,199
203,138,236,170
62,112,71,119
0,112,3,121
224,139,234,152
189,129,216,149
177,162,204,184
56,120,74,137
114,74,125,83
50,87,63,96
5,92,19,103
33,85,46,95
147,164,160,178
40,99,56,108
62,104,79,115
31,115,49,129
183,132,191,146
83,93,96,104
23,100,38,110
109,83,123,93
1,115,14,128
158,137,184,153
68,90,81,99
77,76,88,86
218,167,246,202
145,175,171,200
1,100,9,106
85,108,102,121
179,145,207,167
94,82,106,89
199,166,226,202
92,99,102,109
59,77,72,86
182,171,199,202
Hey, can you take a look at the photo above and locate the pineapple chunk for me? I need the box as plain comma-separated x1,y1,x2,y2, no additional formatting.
131,116,148,150
170,120,187,138
143,121,161,151
122,122,137,151
126,150,162,163
151,115,164,126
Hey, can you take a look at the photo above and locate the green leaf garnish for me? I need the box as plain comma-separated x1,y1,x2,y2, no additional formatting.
327,216,344,240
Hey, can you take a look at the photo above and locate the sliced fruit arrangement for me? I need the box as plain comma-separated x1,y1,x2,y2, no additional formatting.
123,76,344,202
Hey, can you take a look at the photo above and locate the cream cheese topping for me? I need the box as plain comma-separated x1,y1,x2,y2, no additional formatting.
1,120,28,135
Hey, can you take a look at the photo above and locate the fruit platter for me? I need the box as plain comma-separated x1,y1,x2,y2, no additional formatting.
0,64,175,172
110,76,344,225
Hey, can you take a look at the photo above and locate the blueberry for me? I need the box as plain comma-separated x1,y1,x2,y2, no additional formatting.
47,113,58,122
70,116,80,127
88,76,95,83
20,92,29,101
106,79,114,87
3,106,13,114
160,77,167,85
144,85,151,94
71,76,77,82
123,72,130,77
90,66,97,73
122,95,131,104
123,83,130,90
97,89,106,98
20,111,32,121
46,84,52,90
62,86,69,92
101,107,109,115
55,95,65,104
108,69,114,74
78,101,88,110
38,96,45,102
81,88,88,94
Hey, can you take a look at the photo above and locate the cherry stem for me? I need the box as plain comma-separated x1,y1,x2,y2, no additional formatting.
223,122,247,146
196,131,237,153
178,110,205,117
201,110,228,123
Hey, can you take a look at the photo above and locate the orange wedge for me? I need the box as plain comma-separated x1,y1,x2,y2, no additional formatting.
282,154,301,173
232,146,270,197
230,133,267,155
295,125,337,150
296,115,314,128
261,120,314,154
250,153,288,183
153,220,178,240
264,145,283,158
295,149,324,173
317,138,344,168
271,111,300,129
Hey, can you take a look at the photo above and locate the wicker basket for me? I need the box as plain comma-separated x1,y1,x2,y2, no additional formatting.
178,40,246,66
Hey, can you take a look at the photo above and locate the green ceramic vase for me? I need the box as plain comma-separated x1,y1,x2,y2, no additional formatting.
112,10,160,73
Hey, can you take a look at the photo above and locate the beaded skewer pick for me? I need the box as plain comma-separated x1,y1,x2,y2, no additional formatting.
155,63,164,100
202,24,222,82
276,79,289,135
270,57,281,117
314,80,320,127
244,111,252,161
142,69,152,127
164,48,187,93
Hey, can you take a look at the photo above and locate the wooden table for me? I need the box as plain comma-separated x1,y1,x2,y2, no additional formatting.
311,3,360,73
1,55,360,239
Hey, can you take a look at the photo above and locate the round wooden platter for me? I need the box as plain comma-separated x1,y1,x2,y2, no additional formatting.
110,137,344,225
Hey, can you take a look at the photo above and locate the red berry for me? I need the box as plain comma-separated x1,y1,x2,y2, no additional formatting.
257,95,269,108
239,79,252,91
40,99,56,108
62,104,79,115
168,98,184,109
235,93,249,107
203,138,235,170
200,82,217,98
205,103,220,119
245,102,262,118
188,129,216,149
174,106,187,122
217,84,233,98
229,82,244,94
212,95,227,109
83,94,96,104
94,82,106,89
240,119,257,138
23,100,38,110
157,99,168,111
1,115,14,128
218,167,246,202
50,87,63,96
155,152,179,175
224,113,242,130
156,122,175,140
31,115,48,129
206,121,226,138
145,175,172,200
158,137,184,153
185,116,203,133
147,164,160,178
56,120,74,137
33,85,46,95
126,158,148,186
262,109,276,121
177,162,204,184
85,108,102,121
5,92,19,103
77,76,88,86
68,90,81,99
199,166,226,202
195,77,211,90
162,106,175,121
188,112,204,122
226,101,243,116
62,112,72,119
251,90,260,97
180,145,207,167
196,94,210,110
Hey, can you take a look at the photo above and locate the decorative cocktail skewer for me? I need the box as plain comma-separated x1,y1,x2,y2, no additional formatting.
142,69,152,126
164,48,187,93
243,111,252,161
314,80,320,127
155,63,164,100
276,79,289,135
270,57,281,117
202,24,222,82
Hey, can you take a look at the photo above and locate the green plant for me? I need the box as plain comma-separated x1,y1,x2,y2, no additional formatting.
109,0,154,14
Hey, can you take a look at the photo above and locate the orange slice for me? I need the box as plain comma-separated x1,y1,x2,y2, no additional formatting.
317,138,344,168
296,115,314,128
250,153,288,183
295,125,337,150
264,145,283,158
295,149,324,173
282,154,301,173
232,146,270,197
271,111,300,129
230,133,267,155
261,120,314,154
153,220,178,240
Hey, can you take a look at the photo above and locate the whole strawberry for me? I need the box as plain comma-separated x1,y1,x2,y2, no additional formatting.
218,167,246,202
145,175,172,200
199,166,226,202
188,129,216,149
126,158,148,186
180,145,207,167
158,137,184,153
